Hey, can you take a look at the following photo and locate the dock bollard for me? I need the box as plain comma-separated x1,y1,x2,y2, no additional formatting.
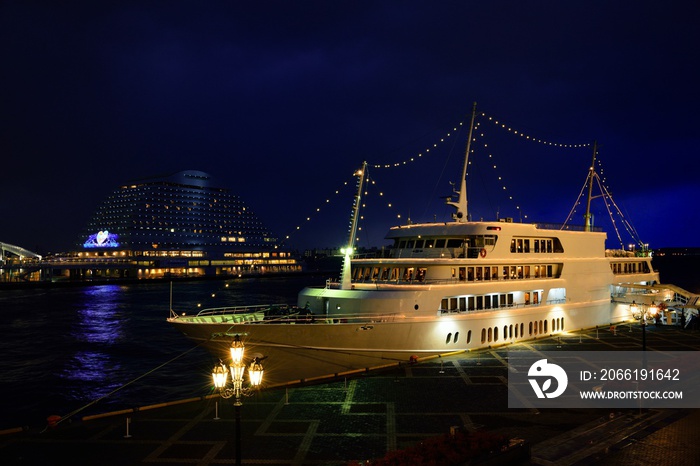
214,401,220,420
124,417,132,438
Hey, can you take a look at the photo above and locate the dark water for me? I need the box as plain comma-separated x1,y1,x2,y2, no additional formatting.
0,274,325,431
0,259,697,432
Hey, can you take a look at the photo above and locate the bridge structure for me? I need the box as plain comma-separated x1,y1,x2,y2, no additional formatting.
0,242,42,262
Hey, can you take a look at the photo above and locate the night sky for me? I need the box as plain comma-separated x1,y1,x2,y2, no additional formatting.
2,1,698,254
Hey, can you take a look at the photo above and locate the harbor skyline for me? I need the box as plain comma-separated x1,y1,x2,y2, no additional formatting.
2,1,699,253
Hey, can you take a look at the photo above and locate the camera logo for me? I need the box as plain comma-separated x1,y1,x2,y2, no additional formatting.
528,359,568,399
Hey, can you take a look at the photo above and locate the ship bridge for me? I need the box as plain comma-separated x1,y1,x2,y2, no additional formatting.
0,242,42,264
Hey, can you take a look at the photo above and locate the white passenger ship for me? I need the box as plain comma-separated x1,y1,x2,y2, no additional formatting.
168,105,693,383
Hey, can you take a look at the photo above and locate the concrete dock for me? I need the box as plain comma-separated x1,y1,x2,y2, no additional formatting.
2,323,700,465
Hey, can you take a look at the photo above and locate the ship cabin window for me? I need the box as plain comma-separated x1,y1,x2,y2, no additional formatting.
416,267,427,282
481,328,486,343
424,239,434,248
435,239,446,248
406,240,415,249
459,267,466,281
524,239,530,253
414,240,424,249
381,268,390,280
446,239,463,248
398,240,406,249
459,297,467,312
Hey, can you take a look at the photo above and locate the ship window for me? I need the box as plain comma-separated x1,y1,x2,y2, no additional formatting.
435,239,446,248
517,239,523,253
416,268,426,282
504,325,508,338
484,296,491,309
533,292,539,305
546,240,552,253
441,298,448,311
560,317,564,330
524,239,530,253
468,296,475,311
520,323,524,337
547,265,553,277
425,239,434,248
459,297,466,312
398,240,406,249
525,292,531,305
487,328,492,342
534,241,540,253
524,266,530,279
449,297,457,310
510,266,517,279
481,328,486,343
507,294,514,307
459,267,466,281
454,332,459,343
476,267,482,281
510,239,516,253
467,330,472,344
494,327,499,341
529,322,534,335
447,238,462,248
446,333,452,344
502,266,509,280
500,294,506,307
467,267,474,281
414,240,424,249
544,319,548,333
517,266,523,279
381,268,390,280
406,240,415,249
492,266,499,280
391,268,399,280
372,267,380,280
484,267,490,280
476,296,483,310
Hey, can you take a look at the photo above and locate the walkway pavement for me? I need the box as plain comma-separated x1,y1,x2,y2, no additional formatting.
2,324,700,465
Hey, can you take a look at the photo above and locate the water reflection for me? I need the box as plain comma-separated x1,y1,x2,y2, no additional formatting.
73,285,126,343
63,285,126,404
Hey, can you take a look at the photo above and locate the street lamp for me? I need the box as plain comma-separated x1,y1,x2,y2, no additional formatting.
212,334,264,466
631,300,658,352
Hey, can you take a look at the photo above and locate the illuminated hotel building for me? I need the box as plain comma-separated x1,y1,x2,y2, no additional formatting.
68,170,301,280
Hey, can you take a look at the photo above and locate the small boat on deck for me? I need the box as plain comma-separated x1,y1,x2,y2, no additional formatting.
168,104,698,384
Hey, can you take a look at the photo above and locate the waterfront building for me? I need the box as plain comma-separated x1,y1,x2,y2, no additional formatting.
2,170,301,283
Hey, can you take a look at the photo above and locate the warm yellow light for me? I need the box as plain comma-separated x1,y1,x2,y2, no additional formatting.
212,364,228,389
248,359,264,387
230,335,245,364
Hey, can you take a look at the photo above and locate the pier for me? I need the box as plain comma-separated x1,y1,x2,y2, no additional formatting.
2,323,700,465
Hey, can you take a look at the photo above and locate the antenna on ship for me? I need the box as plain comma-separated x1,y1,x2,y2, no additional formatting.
583,141,597,232
340,161,367,290
446,102,477,222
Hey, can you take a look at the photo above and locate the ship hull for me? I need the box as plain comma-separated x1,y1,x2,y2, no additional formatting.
169,298,622,384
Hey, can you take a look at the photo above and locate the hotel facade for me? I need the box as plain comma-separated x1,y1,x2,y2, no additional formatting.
2,170,301,282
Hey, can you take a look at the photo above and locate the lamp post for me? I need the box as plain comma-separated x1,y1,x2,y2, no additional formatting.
631,300,658,352
212,334,264,466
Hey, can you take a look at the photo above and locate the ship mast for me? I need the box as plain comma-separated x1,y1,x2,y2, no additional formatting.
583,141,597,232
446,102,477,222
340,161,367,290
